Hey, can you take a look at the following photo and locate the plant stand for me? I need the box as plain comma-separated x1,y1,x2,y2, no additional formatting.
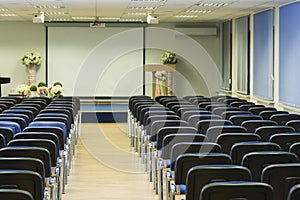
27,64,37,86
144,64,176,98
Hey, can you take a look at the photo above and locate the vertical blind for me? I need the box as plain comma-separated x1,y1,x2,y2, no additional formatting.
279,2,300,107
235,16,249,94
253,9,274,101
222,21,232,90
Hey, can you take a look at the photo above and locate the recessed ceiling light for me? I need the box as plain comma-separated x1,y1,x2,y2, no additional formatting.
44,11,65,15
120,18,143,22
49,18,72,21
127,12,147,15
34,5,61,9
0,8,9,12
175,15,198,18
130,0,165,2
128,6,157,10
72,16,95,20
0,13,17,17
98,17,120,21
196,2,228,7
185,10,212,14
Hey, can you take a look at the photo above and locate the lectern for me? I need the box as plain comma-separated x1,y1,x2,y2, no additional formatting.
0,77,11,97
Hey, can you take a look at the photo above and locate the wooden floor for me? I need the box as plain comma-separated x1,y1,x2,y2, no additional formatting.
62,123,157,200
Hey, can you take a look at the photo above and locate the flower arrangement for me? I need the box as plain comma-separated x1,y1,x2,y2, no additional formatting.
154,71,167,81
160,51,177,64
15,81,63,98
21,51,42,66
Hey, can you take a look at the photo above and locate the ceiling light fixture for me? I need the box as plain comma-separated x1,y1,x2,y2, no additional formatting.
0,13,17,17
185,10,212,14
128,6,157,10
72,16,95,20
175,15,198,18
196,2,228,7
127,12,147,15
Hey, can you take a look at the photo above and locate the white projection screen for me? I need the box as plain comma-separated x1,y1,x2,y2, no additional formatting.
48,26,143,96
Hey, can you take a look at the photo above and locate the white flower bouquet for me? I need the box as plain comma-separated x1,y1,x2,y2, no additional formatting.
21,51,42,66
160,51,178,64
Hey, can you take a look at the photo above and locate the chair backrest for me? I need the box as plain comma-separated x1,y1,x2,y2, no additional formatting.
0,157,45,188
230,141,281,165
270,133,300,151
0,113,30,125
270,114,300,126
229,114,263,126
0,189,33,200
200,181,273,200
248,107,277,115
230,101,255,108
196,119,233,134
150,120,189,141
286,120,300,132
23,127,65,149
139,107,168,125
212,107,241,116
288,184,300,200
186,165,251,200
10,106,39,117
187,114,222,127
0,147,52,177
0,134,5,148
40,108,73,123
145,115,179,134
161,133,207,159
221,110,252,120
224,99,247,105
289,142,300,159
0,127,14,143
8,139,57,167
217,133,261,154
170,142,222,170
262,163,300,200
181,110,211,122
176,107,204,117
206,125,247,142
255,126,295,141
204,104,228,111
241,151,298,181
241,120,278,133
33,116,70,133
0,170,43,200
156,126,198,150
28,121,66,143
174,153,231,185
0,121,21,134
260,110,289,120
240,104,265,111
2,109,34,122
14,132,60,153
0,117,27,131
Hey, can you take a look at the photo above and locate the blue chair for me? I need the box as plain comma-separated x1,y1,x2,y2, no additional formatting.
241,151,298,181
181,110,211,122
262,163,300,200
200,181,273,200
221,110,252,120
0,113,30,126
3,109,34,122
212,107,241,116
270,114,300,126
186,165,251,200
0,117,27,131
260,110,289,120
170,153,231,199
248,107,276,115
0,121,21,135
187,114,222,127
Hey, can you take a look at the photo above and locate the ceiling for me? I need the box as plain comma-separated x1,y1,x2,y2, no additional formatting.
0,0,296,23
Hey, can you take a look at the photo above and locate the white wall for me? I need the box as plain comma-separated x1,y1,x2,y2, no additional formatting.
0,22,45,96
0,22,221,97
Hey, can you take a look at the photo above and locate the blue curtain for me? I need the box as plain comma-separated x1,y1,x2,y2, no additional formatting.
279,2,300,107
235,16,249,94
253,9,274,100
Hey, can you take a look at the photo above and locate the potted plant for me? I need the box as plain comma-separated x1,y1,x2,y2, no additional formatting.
21,51,42,85
29,85,37,97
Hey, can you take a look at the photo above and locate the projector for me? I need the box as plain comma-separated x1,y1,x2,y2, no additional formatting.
147,14,159,24
33,12,44,23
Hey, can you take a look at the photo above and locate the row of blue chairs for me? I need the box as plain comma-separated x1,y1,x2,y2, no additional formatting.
0,96,80,200
128,95,300,200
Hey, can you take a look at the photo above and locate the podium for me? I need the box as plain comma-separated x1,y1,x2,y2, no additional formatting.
0,77,11,97
144,64,176,98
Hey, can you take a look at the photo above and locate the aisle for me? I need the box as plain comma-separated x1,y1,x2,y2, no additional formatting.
62,123,156,200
